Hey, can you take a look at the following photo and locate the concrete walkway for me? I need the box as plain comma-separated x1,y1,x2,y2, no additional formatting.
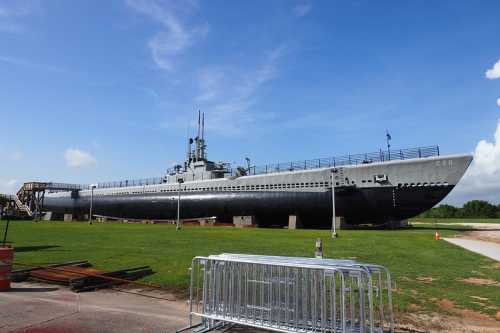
0,282,188,333
443,237,500,261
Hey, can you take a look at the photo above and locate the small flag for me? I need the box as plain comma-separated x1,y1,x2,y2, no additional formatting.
386,131,392,141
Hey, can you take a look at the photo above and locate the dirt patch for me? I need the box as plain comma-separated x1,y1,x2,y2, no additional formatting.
407,303,421,311
462,230,500,244
400,312,500,333
434,298,493,321
416,276,437,284
402,299,498,332
459,277,500,287
436,299,455,311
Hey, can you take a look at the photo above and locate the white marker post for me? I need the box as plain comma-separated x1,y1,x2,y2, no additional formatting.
176,179,184,231
89,184,97,225
331,171,338,238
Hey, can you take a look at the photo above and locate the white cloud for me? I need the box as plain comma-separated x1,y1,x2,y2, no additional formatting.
0,0,40,17
126,0,207,71
0,21,24,33
9,151,23,161
0,56,68,74
0,178,18,194
293,3,312,17
64,148,96,168
0,0,41,34
485,59,500,79
497,98,500,107
196,68,224,102
446,119,500,204
191,46,286,135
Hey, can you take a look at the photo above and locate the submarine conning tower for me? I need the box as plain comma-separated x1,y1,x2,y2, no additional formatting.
167,111,229,183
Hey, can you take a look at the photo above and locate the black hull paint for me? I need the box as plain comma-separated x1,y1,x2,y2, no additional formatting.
43,185,454,226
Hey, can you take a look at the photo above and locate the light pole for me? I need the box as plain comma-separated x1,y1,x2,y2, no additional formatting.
330,171,337,238
176,179,184,231
89,184,96,225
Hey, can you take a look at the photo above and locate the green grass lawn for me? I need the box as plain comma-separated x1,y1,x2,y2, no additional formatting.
1,220,499,318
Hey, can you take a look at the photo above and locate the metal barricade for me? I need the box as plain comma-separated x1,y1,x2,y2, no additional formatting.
216,253,394,332
178,254,394,333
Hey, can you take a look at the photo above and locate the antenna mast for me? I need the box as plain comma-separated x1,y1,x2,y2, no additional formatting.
201,112,205,141
201,112,206,160
195,110,201,161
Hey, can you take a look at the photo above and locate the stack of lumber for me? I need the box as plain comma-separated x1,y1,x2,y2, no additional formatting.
12,261,153,292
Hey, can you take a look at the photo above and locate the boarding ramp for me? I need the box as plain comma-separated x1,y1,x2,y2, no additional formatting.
179,253,394,333
13,182,88,218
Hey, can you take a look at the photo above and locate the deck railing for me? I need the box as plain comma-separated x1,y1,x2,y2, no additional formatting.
62,145,439,190
243,145,440,176
95,177,165,189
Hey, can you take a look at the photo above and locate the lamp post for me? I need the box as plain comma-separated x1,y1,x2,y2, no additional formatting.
330,171,338,238
89,184,96,225
176,179,184,231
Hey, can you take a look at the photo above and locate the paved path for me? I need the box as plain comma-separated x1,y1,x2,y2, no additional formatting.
443,237,500,261
440,222,500,231
0,282,188,333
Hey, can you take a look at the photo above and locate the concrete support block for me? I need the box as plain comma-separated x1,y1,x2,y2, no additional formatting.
336,216,345,229
288,215,302,229
43,212,53,221
233,216,257,228
332,216,349,230
200,219,215,226
63,214,73,222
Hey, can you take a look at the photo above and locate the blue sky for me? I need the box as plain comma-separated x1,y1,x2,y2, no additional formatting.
1,0,500,204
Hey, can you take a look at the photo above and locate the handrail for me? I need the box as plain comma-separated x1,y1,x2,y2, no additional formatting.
95,177,165,189
13,194,32,216
43,145,440,190
242,145,440,176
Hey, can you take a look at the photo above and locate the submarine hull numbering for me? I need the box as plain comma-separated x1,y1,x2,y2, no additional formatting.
43,153,472,227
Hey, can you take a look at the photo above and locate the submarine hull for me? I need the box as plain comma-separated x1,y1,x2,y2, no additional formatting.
43,185,454,226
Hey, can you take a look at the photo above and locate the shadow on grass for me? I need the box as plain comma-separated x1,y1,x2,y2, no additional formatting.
14,245,61,252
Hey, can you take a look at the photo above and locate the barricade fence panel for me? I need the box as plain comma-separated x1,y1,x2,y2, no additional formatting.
216,253,394,331
181,254,394,333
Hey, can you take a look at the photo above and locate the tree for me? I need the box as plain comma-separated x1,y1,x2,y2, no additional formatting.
420,200,500,218
461,200,497,218
420,204,458,218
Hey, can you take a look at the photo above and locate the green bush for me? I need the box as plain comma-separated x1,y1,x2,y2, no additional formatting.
421,200,499,218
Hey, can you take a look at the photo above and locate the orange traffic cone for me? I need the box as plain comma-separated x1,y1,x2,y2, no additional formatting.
435,231,440,240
